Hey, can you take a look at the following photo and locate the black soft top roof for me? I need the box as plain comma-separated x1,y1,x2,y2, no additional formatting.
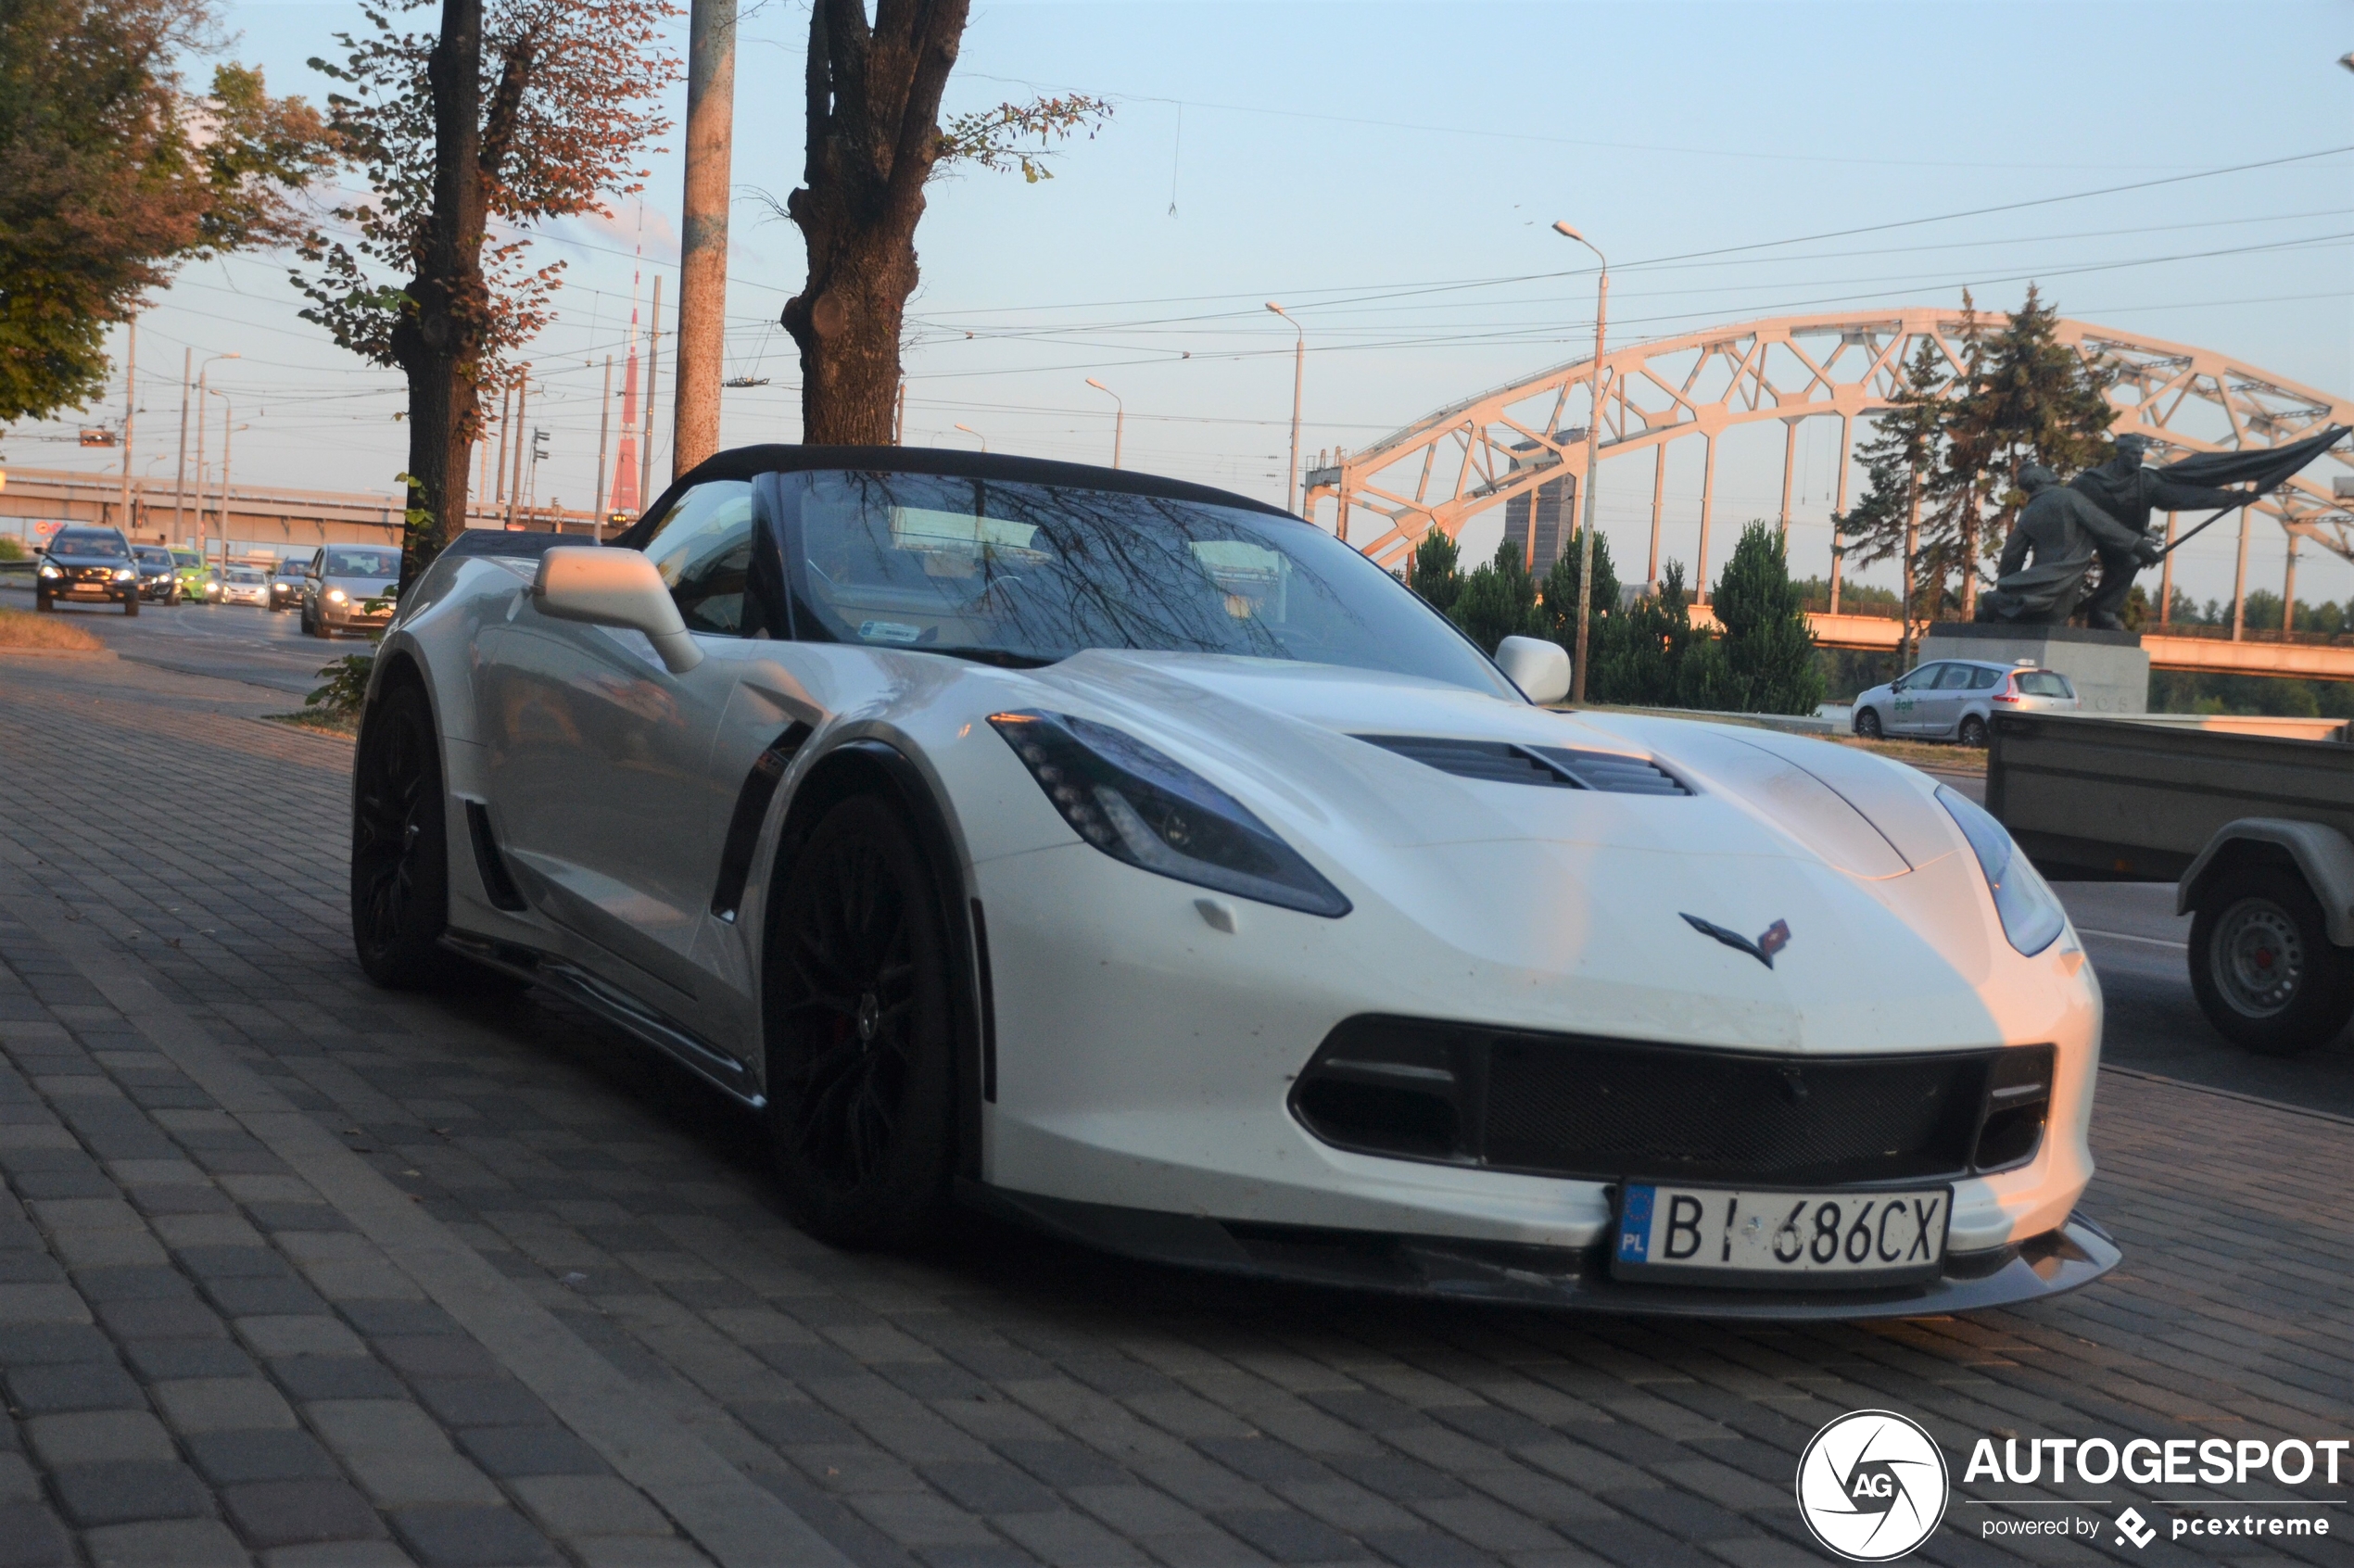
614,445,1293,550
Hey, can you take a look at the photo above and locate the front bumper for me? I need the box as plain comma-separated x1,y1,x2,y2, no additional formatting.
44,577,133,601
969,1184,2120,1319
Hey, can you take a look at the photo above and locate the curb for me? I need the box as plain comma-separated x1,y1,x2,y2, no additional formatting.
0,645,118,661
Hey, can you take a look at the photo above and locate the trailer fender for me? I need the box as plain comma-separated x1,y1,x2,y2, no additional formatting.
2177,818,2354,946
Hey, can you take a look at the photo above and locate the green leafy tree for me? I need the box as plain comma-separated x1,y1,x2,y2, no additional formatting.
1451,537,1545,653
1407,528,1462,617
1540,526,1617,659
1833,335,1947,668
1589,560,1701,706
1709,523,1823,714
0,0,330,423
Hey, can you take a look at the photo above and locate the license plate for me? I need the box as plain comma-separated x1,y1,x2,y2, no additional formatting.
1611,1182,1950,1288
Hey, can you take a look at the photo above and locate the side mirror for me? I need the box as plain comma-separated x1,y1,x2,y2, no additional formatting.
1496,635,1571,705
531,547,702,674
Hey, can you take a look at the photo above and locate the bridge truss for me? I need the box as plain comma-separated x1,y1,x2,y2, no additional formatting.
1303,309,2354,601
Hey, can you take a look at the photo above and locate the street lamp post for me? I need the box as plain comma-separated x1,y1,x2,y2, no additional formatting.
1084,379,1124,469
1266,303,1304,514
207,387,234,577
1552,221,1609,705
182,352,237,556
954,423,988,453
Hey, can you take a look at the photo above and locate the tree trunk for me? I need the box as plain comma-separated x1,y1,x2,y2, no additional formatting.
783,0,970,445
390,0,490,589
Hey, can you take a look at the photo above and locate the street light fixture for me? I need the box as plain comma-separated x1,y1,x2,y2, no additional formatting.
206,386,236,579
180,351,237,550
954,423,988,453
1084,378,1124,470
1552,221,1609,705
1266,303,1304,514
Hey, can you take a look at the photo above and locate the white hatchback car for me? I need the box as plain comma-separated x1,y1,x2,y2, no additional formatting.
1854,659,2079,746
349,447,2117,1318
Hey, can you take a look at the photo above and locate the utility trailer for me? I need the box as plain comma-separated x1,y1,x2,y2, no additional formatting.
1987,711,2354,1056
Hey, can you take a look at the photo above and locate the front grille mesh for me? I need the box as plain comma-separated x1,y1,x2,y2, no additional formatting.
1483,1038,1988,1184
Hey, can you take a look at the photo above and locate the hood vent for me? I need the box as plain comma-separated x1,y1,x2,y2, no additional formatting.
1354,736,1690,796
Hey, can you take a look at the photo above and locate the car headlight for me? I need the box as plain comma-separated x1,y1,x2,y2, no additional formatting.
1936,785,2066,955
326,588,348,604
38,563,60,578
114,567,135,580
989,710,1351,917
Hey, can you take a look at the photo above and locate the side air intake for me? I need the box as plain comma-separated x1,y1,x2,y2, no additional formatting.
1354,736,1690,796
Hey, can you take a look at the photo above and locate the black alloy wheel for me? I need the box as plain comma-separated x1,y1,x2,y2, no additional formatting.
349,682,452,988
764,794,956,1247
1958,713,1988,748
1854,707,1883,740
2188,865,2354,1056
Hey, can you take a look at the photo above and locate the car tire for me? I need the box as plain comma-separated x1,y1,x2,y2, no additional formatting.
310,612,334,639
2187,865,2354,1056
34,590,53,613
1958,714,1988,748
122,594,138,617
763,794,956,1249
1854,707,1883,740
349,682,453,990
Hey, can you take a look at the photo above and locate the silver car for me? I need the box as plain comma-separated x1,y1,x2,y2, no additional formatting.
1853,657,2079,746
300,545,400,639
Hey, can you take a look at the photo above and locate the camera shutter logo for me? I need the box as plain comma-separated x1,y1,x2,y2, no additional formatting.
1795,1410,1949,1562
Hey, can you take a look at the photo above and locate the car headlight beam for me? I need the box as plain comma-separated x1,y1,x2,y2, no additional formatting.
989,710,1351,917
1937,785,2067,956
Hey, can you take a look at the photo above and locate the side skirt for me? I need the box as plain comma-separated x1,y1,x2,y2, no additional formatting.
439,930,765,1111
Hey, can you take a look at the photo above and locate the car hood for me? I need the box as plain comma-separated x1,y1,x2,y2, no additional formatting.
993,651,2018,1050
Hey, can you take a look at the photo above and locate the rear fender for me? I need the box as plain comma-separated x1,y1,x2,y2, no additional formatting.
2177,818,2354,945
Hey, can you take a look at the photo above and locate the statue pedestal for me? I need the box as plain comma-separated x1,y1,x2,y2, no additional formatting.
1922,622,2149,715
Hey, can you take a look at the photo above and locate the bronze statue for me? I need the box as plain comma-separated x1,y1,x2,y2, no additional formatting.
2069,435,2261,629
1976,465,2160,626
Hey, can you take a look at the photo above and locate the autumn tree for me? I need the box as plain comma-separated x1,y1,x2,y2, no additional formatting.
297,0,679,584
0,0,328,423
780,3,1108,443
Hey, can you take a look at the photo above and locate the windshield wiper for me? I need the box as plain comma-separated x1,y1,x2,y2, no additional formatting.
925,646,1062,669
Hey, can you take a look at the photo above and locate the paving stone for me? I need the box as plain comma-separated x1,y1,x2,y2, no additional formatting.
507,1473,672,1536
409,1376,548,1428
223,1479,388,1548
259,1545,417,1568
3,1359,146,1413
153,1376,300,1434
0,1501,75,1568
49,1459,215,1525
185,1428,345,1486
241,1315,371,1359
453,1424,609,1479
0,1321,111,1367
271,1357,408,1402
123,1337,260,1381
82,1517,253,1567
26,1409,177,1466
387,1504,563,1567
570,1538,711,1568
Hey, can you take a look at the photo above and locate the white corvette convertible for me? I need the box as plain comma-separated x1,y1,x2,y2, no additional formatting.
351,447,2117,1317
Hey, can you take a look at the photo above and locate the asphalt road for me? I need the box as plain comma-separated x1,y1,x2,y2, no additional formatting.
0,579,349,697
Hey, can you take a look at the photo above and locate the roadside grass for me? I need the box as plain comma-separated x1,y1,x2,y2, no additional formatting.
262,709,360,739
0,606,105,651
1830,734,1986,774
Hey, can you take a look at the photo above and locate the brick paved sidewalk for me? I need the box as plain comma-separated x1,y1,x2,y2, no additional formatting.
0,651,2347,1568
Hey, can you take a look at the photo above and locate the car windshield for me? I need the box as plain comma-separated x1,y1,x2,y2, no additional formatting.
226,566,265,583
171,551,200,569
134,549,171,566
51,533,126,559
791,471,1512,693
323,550,396,577
274,563,307,577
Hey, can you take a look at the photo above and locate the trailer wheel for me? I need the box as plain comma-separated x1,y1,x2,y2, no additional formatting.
2188,865,2354,1056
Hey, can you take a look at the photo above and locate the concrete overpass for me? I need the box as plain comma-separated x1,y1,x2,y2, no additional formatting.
0,467,610,562
1772,608,2354,681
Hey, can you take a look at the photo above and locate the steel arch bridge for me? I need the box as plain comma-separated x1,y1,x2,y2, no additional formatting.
1303,309,2354,593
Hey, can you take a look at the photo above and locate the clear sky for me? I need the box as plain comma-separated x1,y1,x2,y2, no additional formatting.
17,0,2352,611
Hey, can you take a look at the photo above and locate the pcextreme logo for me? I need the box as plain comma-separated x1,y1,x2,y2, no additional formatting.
1795,1410,1950,1562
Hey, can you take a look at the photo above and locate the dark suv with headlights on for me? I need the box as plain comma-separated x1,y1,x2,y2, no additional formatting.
132,545,183,603
269,557,310,611
36,527,140,614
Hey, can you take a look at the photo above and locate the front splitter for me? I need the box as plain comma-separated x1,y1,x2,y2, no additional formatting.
963,1183,2120,1321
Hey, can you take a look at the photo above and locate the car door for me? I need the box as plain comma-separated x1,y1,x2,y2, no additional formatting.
1914,662,1980,737
479,479,766,1007
1887,664,1943,735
